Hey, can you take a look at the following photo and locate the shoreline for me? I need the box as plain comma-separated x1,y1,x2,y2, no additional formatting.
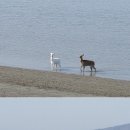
0,66,130,97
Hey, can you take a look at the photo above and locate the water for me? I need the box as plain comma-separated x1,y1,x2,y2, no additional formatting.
0,98,130,130
0,0,130,80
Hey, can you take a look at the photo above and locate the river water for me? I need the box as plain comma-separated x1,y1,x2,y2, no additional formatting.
0,0,130,80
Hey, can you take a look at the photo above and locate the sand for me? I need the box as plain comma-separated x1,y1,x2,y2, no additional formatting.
0,66,130,97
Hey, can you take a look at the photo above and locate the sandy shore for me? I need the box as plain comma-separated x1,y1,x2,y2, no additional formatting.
0,66,130,97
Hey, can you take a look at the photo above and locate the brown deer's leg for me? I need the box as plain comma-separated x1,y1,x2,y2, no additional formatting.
93,66,96,72
83,66,85,72
90,66,92,72
80,65,83,72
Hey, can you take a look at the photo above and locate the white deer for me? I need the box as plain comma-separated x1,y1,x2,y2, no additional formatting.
50,53,61,70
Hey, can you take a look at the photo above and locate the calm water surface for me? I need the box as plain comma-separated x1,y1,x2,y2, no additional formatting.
0,0,130,80
0,98,130,130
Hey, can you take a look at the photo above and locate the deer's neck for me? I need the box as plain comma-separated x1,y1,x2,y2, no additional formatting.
80,57,83,62
50,55,53,62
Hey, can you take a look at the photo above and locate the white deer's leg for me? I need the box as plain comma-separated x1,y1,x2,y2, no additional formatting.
56,64,58,69
51,62,53,70
51,64,53,70
54,64,56,69
53,63,55,70
52,64,54,70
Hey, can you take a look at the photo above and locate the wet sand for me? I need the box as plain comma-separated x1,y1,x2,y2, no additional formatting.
0,66,130,97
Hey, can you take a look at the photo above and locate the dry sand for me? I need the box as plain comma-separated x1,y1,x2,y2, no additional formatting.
0,66,130,97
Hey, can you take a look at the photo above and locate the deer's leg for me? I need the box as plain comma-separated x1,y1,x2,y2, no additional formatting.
52,63,54,70
53,63,56,69
56,64,57,69
90,66,92,72
80,65,83,72
83,66,85,72
93,66,96,72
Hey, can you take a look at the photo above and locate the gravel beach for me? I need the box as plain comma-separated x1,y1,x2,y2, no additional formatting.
0,66,130,97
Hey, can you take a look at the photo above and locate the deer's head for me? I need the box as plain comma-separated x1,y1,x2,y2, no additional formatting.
80,54,84,59
50,53,54,57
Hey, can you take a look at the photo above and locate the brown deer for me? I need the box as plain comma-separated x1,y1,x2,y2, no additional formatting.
80,54,96,72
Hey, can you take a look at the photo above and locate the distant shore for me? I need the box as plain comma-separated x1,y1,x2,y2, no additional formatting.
0,66,130,97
